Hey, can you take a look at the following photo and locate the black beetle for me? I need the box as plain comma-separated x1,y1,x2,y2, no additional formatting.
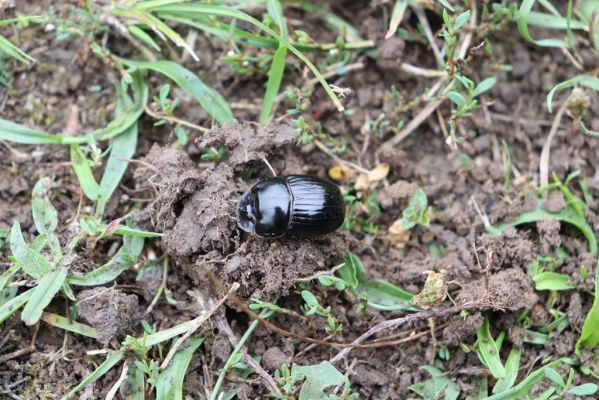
236,175,346,238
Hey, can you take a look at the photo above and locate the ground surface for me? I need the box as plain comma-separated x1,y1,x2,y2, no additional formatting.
1,1,599,399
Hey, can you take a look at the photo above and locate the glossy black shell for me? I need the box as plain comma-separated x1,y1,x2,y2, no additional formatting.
236,175,346,238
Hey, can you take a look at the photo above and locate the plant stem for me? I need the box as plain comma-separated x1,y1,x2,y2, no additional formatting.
210,309,273,400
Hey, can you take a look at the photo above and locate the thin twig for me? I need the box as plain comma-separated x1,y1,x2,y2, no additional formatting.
210,310,274,400
144,104,209,133
412,5,444,67
105,362,129,400
329,301,492,365
215,315,282,396
294,263,346,282
313,139,369,174
539,105,566,192
160,283,240,370
262,157,277,177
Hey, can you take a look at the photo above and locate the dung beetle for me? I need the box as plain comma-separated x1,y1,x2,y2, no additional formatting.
236,175,346,238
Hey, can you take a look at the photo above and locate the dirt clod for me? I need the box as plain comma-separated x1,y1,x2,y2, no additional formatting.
456,268,537,311
261,347,291,371
77,287,140,344
377,180,418,210
195,122,298,172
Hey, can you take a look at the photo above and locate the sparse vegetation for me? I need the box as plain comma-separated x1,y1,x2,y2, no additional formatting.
1,0,599,399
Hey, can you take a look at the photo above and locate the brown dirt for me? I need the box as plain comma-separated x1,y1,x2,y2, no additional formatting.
77,287,140,345
1,1,599,399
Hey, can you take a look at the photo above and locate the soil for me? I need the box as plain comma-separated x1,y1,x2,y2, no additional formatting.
1,1,599,399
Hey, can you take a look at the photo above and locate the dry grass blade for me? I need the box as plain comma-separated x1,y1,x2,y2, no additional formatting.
539,105,566,191
160,282,240,369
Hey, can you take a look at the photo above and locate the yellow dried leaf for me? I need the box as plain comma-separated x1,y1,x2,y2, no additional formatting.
328,165,354,182
367,163,390,182
409,271,447,310
354,174,370,191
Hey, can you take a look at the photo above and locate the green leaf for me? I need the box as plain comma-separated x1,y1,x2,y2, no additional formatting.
473,77,497,97
21,267,68,325
70,145,102,202
99,81,140,203
493,347,522,393
40,312,97,338
437,0,454,12
259,44,287,123
0,288,34,324
120,363,145,400
32,178,58,235
156,337,204,400
118,58,234,125
532,271,575,291
491,200,597,254
0,118,65,144
544,367,565,387
10,221,51,279
337,252,414,311
61,350,125,400
567,383,598,396
409,365,460,400
448,91,467,107
385,0,409,39
476,317,506,379
454,10,471,30
546,75,599,112
32,178,61,261
291,362,345,400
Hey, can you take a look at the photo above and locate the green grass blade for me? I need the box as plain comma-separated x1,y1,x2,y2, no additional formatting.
517,0,569,47
487,359,564,400
267,0,288,39
99,82,140,203
259,45,287,123
128,24,161,51
577,257,599,350
21,267,68,326
119,58,234,124
120,363,145,400
0,82,146,145
10,221,51,279
386,0,409,39
0,119,68,144
300,2,368,43
141,3,345,111
0,288,34,324
547,75,599,112
476,317,506,379
0,35,35,64
70,144,102,202
68,235,144,286
0,264,20,294
156,337,205,400
40,312,97,338
61,350,125,400
112,226,164,237
493,347,522,393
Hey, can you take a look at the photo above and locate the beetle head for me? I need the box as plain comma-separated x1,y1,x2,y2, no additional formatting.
236,191,256,233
